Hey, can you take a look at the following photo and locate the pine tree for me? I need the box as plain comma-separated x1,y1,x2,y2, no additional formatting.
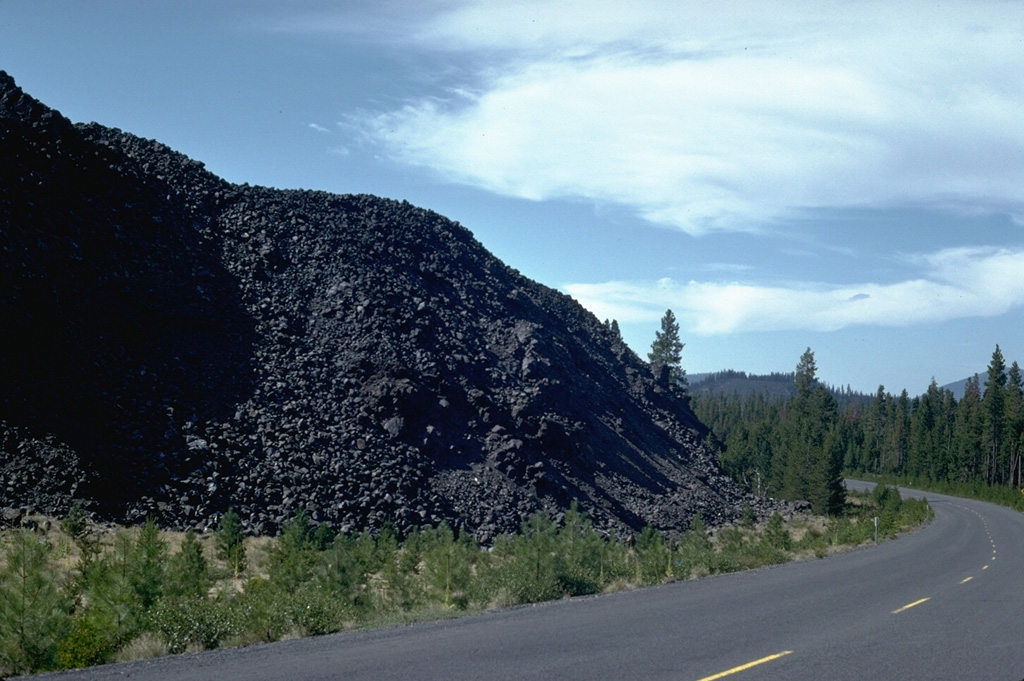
0,530,71,673
268,510,315,591
395,527,425,609
83,531,140,651
861,386,889,474
953,376,983,481
1005,362,1024,487
909,380,943,479
648,309,687,389
936,388,958,482
373,524,408,610
131,517,166,611
314,532,375,613
422,523,472,610
677,514,712,575
633,526,670,585
883,390,910,475
982,345,1007,484
504,513,561,604
556,502,605,595
215,508,247,579
166,530,210,600
794,347,817,396
780,348,845,514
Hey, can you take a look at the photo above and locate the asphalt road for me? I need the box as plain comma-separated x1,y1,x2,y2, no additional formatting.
27,483,1024,681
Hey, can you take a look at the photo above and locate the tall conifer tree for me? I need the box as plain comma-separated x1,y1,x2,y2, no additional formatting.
1005,362,1024,487
983,346,1007,484
648,309,687,390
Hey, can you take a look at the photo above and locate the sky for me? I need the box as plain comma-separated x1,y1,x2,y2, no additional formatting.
2,0,1023,396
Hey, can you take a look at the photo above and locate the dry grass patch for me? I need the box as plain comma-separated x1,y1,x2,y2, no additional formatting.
115,632,170,662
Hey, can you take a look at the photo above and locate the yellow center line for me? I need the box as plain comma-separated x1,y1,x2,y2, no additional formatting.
695,651,794,681
960,576,973,584
983,565,989,570
892,598,931,614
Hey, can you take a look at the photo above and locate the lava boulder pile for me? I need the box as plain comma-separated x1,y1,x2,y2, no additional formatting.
1,71,764,540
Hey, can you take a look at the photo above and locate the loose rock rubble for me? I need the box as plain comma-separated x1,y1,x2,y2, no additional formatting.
0,71,778,540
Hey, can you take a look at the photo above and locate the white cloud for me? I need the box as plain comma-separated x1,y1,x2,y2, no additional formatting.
563,247,1024,334
356,0,1024,234
308,123,330,134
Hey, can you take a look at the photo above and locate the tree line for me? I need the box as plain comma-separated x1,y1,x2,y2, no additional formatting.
694,345,1024,505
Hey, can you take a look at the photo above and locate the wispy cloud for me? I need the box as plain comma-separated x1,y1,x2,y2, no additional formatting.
308,123,331,134
563,247,1024,334
346,0,1024,234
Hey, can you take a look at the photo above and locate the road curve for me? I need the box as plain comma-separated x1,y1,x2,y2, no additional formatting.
25,484,1024,681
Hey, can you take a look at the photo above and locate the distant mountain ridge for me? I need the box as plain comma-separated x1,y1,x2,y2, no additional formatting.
940,377,974,400
693,367,992,404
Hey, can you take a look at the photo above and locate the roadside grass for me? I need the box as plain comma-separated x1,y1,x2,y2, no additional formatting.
0,488,930,676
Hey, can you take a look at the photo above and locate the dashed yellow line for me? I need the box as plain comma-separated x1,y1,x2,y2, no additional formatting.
960,576,973,584
695,651,794,681
892,598,930,614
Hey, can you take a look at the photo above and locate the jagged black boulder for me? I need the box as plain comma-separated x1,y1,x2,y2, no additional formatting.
0,71,767,540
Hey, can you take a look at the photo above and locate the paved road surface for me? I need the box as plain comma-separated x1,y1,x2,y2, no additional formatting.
26,484,1024,680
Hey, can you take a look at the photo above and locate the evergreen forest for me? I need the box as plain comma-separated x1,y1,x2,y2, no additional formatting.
694,345,1024,509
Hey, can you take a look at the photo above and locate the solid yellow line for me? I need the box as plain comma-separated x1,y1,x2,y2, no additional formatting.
892,598,930,614
695,651,794,681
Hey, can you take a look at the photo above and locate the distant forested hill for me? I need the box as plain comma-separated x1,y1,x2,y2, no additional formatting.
690,370,866,404
690,371,797,399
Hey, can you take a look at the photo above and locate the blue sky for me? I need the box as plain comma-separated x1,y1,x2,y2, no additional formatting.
3,1,1023,395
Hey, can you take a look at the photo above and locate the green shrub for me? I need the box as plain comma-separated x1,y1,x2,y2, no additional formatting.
56,618,112,669
285,583,349,636
228,578,289,644
148,596,232,653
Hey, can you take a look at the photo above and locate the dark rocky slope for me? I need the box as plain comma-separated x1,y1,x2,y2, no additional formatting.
0,71,769,539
